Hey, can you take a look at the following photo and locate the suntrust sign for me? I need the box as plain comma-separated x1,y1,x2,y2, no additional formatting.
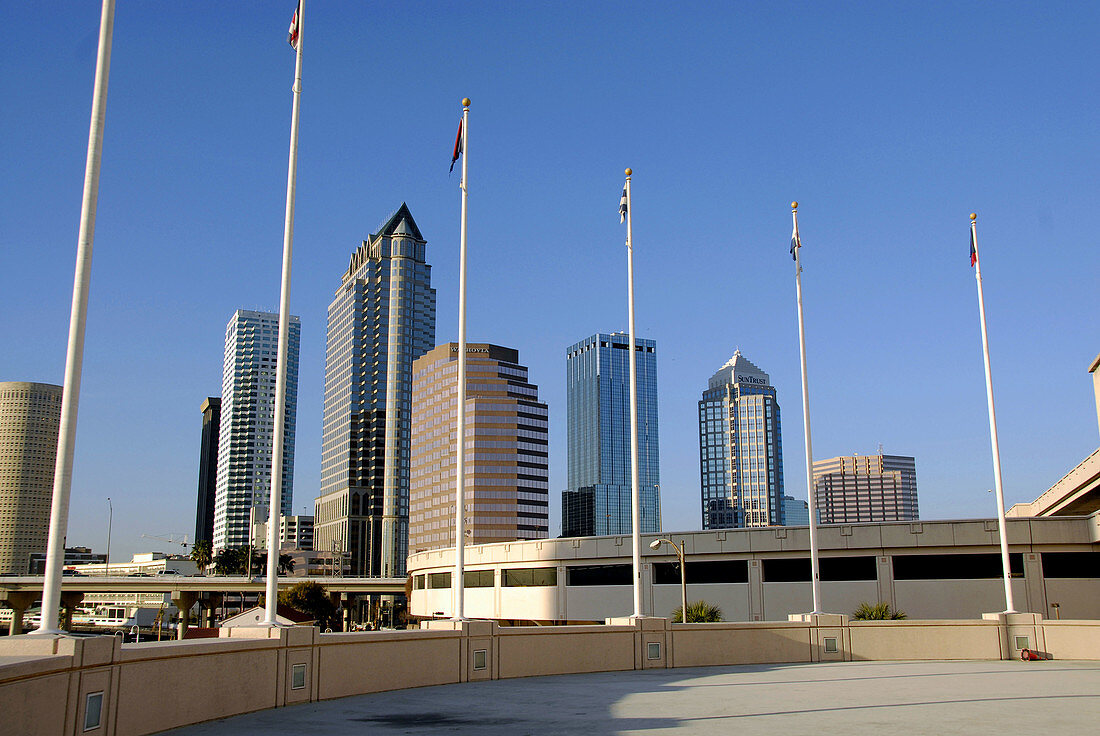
736,374,767,385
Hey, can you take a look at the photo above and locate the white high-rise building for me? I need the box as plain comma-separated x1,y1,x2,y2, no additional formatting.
212,310,300,551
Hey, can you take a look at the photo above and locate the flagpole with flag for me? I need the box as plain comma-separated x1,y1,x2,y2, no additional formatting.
453,98,470,621
970,213,1017,614
623,168,643,619
33,0,116,637
791,202,822,614
263,0,305,626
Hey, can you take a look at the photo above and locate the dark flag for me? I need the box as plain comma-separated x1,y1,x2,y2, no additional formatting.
450,120,463,173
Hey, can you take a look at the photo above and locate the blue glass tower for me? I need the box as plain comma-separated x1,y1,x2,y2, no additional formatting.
563,332,661,537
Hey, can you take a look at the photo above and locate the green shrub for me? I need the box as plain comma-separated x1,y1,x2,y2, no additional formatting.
671,600,723,623
852,601,907,620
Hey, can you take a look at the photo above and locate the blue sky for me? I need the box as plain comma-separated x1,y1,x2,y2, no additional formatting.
2,2,1097,561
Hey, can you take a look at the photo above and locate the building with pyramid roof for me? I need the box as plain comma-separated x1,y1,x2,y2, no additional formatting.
698,350,785,529
314,204,436,578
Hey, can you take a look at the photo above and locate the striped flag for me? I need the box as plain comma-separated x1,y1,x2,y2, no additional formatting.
970,228,978,267
450,120,463,173
619,186,628,223
790,225,801,260
287,2,301,50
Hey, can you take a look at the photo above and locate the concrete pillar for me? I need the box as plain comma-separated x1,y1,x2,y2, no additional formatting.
1,591,37,635
205,593,223,627
60,592,84,632
171,591,198,640
748,559,764,621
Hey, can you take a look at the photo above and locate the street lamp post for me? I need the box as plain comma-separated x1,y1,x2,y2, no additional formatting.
650,538,687,623
104,497,112,577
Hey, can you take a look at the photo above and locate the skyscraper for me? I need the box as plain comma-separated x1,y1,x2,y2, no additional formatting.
813,452,919,523
698,351,785,529
194,397,221,546
409,343,548,553
314,204,436,577
783,494,810,525
212,310,300,552
562,332,660,537
0,382,62,575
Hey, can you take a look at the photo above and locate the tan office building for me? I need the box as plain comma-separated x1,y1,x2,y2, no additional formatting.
409,343,548,553
0,382,63,574
813,452,918,523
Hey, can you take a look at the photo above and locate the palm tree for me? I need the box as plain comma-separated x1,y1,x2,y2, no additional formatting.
189,540,212,574
278,554,295,575
671,600,723,623
213,547,246,576
852,601,907,620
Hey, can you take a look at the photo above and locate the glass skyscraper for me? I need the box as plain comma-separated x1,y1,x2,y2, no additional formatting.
562,332,660,537
698,350,784,529
314,204,436,578
213,310,300,551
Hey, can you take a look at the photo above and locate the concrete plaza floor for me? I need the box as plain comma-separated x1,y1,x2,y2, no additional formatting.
164,660,1100,735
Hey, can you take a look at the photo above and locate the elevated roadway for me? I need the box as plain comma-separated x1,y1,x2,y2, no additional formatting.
0,576,406,636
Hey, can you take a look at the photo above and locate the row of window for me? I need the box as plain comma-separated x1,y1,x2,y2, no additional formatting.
412,553,1100,590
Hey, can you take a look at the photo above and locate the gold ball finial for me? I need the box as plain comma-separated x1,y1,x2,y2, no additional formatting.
625,168,632,176
791,201,798,209
462,97,471,107
970,213,977,221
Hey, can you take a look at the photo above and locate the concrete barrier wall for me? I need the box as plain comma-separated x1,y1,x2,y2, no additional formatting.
1042,622,1100,659
495,625,636,678
848,620,1003,661
670,622,811,667
4,614,1100,736
316,630,461,699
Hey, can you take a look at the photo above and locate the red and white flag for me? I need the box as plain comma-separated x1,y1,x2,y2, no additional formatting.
287,2,301,50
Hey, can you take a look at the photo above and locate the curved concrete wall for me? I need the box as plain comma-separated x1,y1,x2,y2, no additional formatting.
2,614,1098,736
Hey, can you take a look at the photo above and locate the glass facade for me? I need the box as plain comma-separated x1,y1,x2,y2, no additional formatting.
213,310,300,551
314,204,436,577
563,333,660,537
698,351,784,529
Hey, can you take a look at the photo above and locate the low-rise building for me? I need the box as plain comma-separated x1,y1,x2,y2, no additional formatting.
408,512,1100,623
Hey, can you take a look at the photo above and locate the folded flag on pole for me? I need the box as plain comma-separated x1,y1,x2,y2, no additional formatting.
288,2,301,50
790,225,801,260
450,120,463,173
970,229,978,267
619,186,628,223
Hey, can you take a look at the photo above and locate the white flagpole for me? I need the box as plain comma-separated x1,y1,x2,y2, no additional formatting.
971,213,1016,614
264,0,305,626
34,0,116,637
791,202,822,614
625,168,643,619
453,98,470,621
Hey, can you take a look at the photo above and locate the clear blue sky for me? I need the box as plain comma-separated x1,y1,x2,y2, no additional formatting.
3,2,1097,561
